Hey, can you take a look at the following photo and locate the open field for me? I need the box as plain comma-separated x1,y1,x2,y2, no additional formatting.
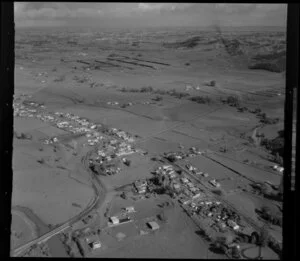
12,25,284,258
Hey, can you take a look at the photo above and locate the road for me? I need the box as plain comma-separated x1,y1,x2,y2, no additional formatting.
12,143,106,257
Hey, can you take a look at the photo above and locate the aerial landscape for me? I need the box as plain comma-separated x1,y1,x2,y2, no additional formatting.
11,3,286,259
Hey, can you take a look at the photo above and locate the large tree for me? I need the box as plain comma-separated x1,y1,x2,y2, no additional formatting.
257,225,269,259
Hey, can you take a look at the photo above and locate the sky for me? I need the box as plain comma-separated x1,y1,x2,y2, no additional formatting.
14,3,287,29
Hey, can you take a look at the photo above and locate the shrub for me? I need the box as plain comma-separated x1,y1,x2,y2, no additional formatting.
124,159,131,166
154,89,168,95
212,189,223,196
54,75,66,82
261,135,284,158
260,117,279,125
254,108,262,114
37,158,45,164
226,96,240,107
152,95,163,101
120,192,127,199
169,90,190,99
189,96,211,104
205,80,216,87
157,213,167,222
140,86,154,93
237,106,248,112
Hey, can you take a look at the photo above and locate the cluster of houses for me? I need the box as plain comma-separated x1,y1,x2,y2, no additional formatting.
110,128,135,143
108,206,160,235
136,163,243,236
185,163,221,187
181,196,244,235
107,101,119,106
164,147,203,162
13,101,136,148
134,180,148,194
272,165,284,173
108,206,136,226
13,101,44,117
88,139,137,176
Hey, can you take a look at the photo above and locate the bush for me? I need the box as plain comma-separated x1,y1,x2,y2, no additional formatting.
124,159,131,166
37,158,45,164
261,135,284,159
237,106,248,112
260,117,279,125
212,189,223,196
154,89,168,95
54,75,66,82
140,86,154,93
226,96,240,107
205,80,216,87
152,95,163,101
254,108,262,114
157,213,167,222
189,96,211,104
17,132,32,140
169,90,190,99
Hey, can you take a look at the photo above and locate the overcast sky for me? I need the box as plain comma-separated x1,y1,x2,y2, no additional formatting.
14,3,287,28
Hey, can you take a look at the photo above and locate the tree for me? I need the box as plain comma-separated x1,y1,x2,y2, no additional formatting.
257,225,269,259
251,231,259,244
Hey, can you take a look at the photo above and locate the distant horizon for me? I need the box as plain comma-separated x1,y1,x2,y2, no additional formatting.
15,3,287,29
16,25,286,32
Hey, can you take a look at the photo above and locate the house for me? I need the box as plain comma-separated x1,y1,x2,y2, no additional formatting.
138,187,146,194
124,206,135,213
163,165,173,170
174,183,181,190
89,241,101,250
135,180,147,188
181,177,189,183
170,173,177,179
179,197,190,205
109,216,119,225
209,179,220,188
85,235,101,250
190,187,197,193
192,192,202,199
147,221,160,230
187,182,194,188
227,220,240,230
119,217,131,223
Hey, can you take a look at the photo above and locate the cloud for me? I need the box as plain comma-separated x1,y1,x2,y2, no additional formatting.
14,3,287,28
137,3,194,13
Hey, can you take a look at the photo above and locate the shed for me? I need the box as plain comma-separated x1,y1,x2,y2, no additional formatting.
147,221,160,230
125,206,135,213
89,241,101,250
109,216,119,224
174,183,181,190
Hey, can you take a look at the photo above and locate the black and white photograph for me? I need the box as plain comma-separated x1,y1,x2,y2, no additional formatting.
8,2,293,259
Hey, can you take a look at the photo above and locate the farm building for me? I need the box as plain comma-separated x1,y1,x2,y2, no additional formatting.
109,216,119,225
147,221,160,230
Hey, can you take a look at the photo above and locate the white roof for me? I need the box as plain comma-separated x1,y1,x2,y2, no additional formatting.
110,216,119,223
148,221,160,230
